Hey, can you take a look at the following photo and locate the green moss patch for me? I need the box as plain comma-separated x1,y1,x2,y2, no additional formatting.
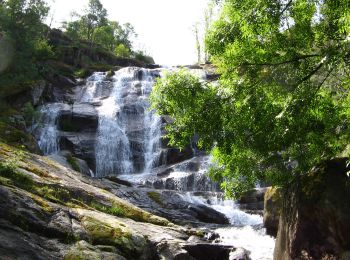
81,216,138,258
90,201,125,217
0,162,34,190
0,122,38,152
147,191,165,207
66,154,81,172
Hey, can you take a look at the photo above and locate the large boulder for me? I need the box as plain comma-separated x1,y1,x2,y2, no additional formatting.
263,187,281,237
187,204,229,225
274,158,350,259
59,132,96,169
238,187,267,213
59,103,98,132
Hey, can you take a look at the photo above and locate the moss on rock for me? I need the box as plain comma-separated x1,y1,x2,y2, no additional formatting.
0,122,39,152
147,191,165,207
66,154,81,172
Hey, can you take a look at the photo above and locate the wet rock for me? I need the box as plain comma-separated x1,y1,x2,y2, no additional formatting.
64,240,127,260
157,167,174,178
204,231,220,241
187,235,204,243
229,247,250,260
49,151,93,176
157,240,195,260
59,132,96,169
31,81,46,105
58,103,98,132
106,176,133,187
43,75,77,103
165,147,194,165
187,204,229,225
0,223,64,260
183,243,234,260
150,171,219,192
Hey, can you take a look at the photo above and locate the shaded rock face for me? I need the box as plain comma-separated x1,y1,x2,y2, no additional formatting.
274,158,350,259
263,187,281,237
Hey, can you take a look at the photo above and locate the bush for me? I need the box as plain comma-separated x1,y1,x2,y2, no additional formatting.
134,51,154,64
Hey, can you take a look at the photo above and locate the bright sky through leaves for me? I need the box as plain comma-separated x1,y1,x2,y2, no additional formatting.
47,0,210,65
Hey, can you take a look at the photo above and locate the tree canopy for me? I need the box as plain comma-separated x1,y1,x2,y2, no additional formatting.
63,0,136,56
151,0,350,197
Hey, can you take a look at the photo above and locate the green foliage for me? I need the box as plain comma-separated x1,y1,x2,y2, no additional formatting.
66,154,81,172
0,149,33,189
90,201,125,217
0,0,51,95
134,50,155,64
150,70,222,150
151,0,350,198
36,185,71,203
33,39,54,60
74,68,92,78
147,191,164,206
22,102,41,132
62,1,136,54
114,43,131,58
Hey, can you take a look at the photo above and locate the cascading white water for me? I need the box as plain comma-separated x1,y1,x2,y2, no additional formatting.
181,192,275,260
95,69,135,176
79,72,108,102
38,103,63,155
140,70,162,173
94,67,162,177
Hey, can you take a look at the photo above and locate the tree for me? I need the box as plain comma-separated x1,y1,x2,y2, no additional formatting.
150,0,350,198
62,2,136,53
83,0,107,42
203,1,214,62
92,24,116,50
0,0,51,95
193,23,201,64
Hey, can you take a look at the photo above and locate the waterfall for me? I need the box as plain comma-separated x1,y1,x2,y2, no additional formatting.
79,72,108,102
37,103,63,155
94,67,162,177
34,67,274,258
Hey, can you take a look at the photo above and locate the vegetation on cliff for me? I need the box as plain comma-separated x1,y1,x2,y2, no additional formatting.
151,0,350,197
0,0,153,100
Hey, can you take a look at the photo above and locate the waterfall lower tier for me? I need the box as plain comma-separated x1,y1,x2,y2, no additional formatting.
37,103,65,155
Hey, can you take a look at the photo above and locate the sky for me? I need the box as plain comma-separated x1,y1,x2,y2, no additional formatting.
47,0,210,65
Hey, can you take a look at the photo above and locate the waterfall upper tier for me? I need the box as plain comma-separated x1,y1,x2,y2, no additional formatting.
36,67,201,178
